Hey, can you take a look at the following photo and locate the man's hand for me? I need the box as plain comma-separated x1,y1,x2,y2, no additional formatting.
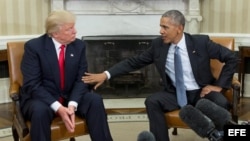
68,105,75,129
57,106,75,133
82,72,107,90
200,85,222,97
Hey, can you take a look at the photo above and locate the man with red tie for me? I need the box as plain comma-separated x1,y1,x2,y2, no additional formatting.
20,10,113,141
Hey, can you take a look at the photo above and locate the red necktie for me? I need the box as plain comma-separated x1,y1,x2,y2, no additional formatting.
59,45,65,90
59,45,65,104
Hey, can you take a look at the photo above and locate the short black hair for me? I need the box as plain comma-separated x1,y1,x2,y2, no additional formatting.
162,10,185,27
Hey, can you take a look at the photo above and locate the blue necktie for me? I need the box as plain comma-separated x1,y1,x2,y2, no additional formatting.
174,46,187,107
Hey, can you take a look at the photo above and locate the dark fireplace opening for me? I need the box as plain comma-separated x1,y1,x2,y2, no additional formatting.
83,35,163,98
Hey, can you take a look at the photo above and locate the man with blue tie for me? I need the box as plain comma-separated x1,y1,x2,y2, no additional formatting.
20,10,113,141
82,10,238,141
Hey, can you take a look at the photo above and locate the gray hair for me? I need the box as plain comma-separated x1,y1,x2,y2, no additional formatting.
45,10,76,36
162,10,185,27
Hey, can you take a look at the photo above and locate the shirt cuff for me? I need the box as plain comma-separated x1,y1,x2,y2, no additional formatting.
50,101,61,112
68,101,78,111
104,71,111,80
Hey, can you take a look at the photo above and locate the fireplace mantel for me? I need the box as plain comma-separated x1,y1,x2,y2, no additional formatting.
50,0,202,37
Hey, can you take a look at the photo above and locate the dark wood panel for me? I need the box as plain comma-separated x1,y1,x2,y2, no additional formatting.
0,49,7,61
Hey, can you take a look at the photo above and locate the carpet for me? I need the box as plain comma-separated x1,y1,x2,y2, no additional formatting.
0,114,148,138
0,127,11,138
0,122,208,141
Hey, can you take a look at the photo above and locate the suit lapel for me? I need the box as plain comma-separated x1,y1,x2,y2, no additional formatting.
159,42,170,83
185,34,199,77
44,37,61,90
65,44,74,74
160,43,170,71
64,43,77,88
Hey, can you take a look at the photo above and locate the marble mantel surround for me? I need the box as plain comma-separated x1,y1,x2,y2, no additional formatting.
50,0,203,36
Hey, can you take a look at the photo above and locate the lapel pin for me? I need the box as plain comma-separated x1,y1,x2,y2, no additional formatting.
192,50,196,53
70,54,74,57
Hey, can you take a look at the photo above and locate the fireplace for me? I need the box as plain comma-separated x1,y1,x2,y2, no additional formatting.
83,35,163,98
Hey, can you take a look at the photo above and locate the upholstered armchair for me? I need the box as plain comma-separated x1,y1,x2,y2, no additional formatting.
7,41,89,141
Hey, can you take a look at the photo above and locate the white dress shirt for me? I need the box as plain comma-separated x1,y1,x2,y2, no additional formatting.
165,34,200,91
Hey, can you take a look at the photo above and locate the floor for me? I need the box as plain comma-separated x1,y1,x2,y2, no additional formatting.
0,97,250,141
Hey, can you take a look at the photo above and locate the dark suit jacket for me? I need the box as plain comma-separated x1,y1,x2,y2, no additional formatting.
107,33,238,93
20,34,89,107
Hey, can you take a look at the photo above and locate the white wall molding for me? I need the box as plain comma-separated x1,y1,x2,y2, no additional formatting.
0,78,10,104
185,0,202,34
201,33,250,51
50,0,64,11
0,34,40,50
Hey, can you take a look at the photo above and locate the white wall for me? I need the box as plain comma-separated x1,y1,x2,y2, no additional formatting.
75,15,161,37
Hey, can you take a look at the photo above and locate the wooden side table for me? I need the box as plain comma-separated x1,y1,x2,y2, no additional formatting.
0,49,7,62
238,46,250,97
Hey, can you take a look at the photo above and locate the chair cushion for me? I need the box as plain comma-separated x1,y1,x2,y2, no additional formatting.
165,110,188,128
26,116,88,140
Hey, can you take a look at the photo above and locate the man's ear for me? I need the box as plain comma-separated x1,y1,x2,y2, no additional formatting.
177,25,184,34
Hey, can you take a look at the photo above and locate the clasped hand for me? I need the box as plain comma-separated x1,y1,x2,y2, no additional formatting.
57,105,75,133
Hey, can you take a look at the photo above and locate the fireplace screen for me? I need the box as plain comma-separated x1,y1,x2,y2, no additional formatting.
83,35,163,98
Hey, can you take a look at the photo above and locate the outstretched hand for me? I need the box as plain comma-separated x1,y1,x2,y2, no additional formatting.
82,72,107,90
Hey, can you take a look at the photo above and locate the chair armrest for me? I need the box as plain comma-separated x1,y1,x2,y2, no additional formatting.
232,76,241,89
9,82,29,137
231,76,241,122
13,101,29,137
9,82,21,101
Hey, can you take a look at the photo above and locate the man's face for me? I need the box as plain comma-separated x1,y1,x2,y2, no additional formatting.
159,17,183,44
53,23,77,44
